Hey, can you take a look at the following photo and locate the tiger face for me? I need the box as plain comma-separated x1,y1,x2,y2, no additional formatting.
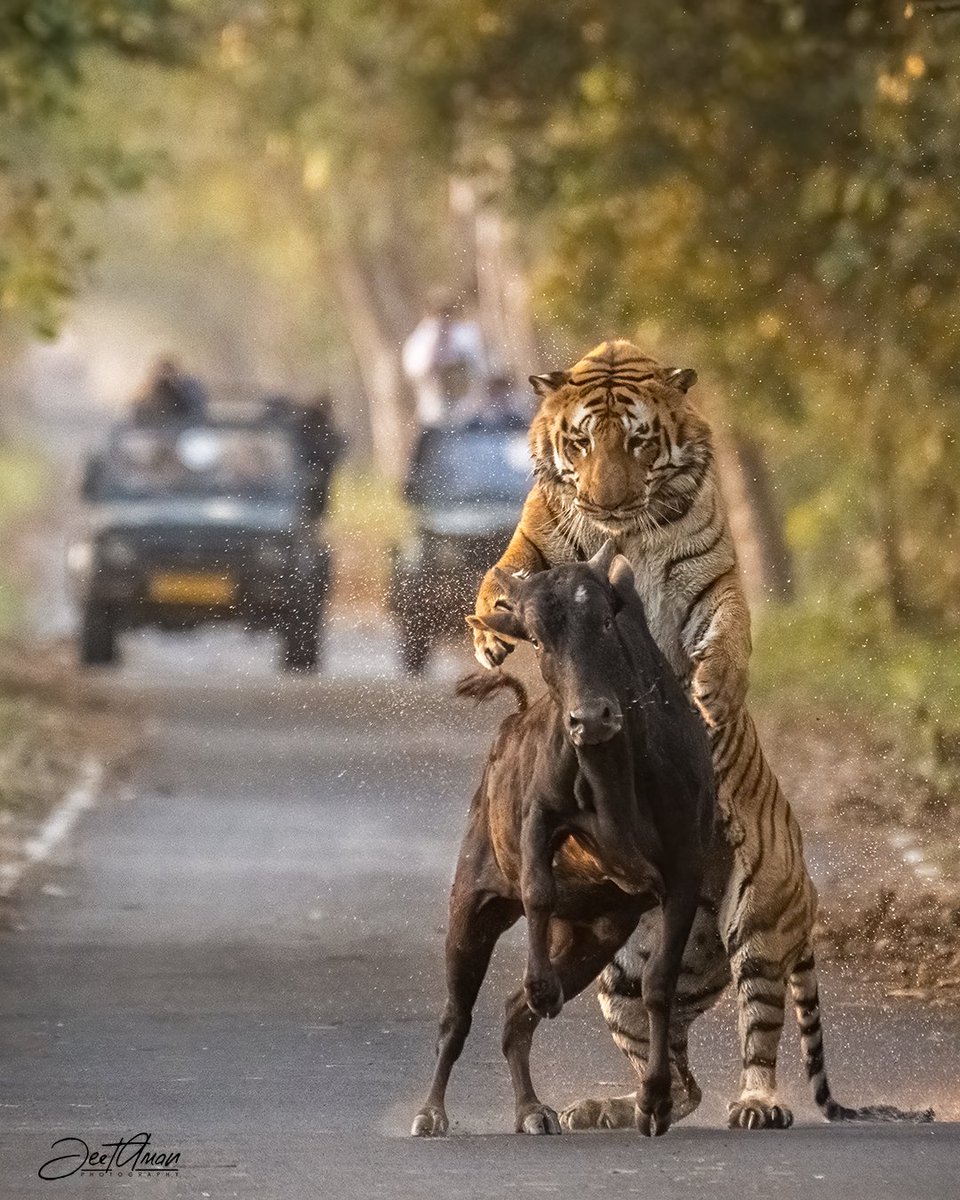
529,340,710,534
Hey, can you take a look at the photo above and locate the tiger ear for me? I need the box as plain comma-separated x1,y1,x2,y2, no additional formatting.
664,367,698,393
529,370,569,398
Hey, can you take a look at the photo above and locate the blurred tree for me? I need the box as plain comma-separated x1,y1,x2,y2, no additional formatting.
372,0,960,623
203,0,463,473
0,0,192,336
8,0,960,623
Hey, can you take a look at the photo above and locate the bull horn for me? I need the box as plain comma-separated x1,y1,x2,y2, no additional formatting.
587,538,618,577
491,566,526,602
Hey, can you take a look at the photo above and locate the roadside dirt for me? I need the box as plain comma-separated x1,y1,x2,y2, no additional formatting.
0,640,141,909
759,707,960,1007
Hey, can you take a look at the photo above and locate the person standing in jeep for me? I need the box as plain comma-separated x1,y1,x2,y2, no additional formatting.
132,355,208,425
264,392,347,521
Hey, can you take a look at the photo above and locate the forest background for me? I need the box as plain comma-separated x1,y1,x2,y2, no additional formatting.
4,0,960,737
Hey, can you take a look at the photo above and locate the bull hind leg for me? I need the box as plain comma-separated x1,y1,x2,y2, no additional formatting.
560,901,729,1131
502,909,643,1135
412,886,521,1137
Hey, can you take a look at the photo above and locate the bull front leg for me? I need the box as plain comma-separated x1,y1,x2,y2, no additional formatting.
412,839,522,1137
520,811,563,1019
636,867,703,1137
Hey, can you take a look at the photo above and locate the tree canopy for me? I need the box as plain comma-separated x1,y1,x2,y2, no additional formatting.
5,0,960,623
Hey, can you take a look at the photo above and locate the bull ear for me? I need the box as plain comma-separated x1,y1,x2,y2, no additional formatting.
466,611,528,645
491,566,527,604
529,370,568,399
664,367,698,393
587,538,618,578
609,554,636,601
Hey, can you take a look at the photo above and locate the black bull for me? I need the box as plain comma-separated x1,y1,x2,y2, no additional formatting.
412,541,716,1137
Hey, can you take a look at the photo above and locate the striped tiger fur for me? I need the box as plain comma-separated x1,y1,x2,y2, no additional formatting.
472,339,933,1129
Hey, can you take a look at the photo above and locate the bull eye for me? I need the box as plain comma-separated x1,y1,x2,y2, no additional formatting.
602,617,612,631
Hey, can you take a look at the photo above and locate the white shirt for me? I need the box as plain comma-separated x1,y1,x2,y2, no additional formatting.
402,317,487,425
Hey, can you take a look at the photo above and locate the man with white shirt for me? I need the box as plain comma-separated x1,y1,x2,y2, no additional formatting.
402,290,488,426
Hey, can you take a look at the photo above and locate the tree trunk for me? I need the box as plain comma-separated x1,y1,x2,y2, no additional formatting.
869,415,914,625
325,192,411,480
710,409,794,609
728,435,795,602
330,244,409,479
867,329,915,627
451,176,539,381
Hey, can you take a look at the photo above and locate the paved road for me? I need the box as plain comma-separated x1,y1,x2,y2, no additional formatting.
1,648,959,1199
2,386,958,1197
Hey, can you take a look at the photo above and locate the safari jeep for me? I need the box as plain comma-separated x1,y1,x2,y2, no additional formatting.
70,417,330,671
389,422,531,675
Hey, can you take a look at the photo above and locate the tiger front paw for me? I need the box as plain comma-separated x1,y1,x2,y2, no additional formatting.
473,626,512,670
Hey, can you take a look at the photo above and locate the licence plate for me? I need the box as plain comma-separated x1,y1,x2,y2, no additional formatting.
148,571,236,605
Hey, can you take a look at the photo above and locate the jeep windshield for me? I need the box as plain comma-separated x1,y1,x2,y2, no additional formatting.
97,425,299,502
406,428,532,508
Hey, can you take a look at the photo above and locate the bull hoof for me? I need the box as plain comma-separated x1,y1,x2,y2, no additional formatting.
411,1105,449,1137
636,1097,672,1137
727,1099,794,1130
518,1104,562,1135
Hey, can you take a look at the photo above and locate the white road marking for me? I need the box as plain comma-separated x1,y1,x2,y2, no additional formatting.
0,757,102,897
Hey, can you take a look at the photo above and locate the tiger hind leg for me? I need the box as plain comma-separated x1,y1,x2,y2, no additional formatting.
560,902,728,1131
558,1006,704,1130
559,998,724,1131
727,949,794,1130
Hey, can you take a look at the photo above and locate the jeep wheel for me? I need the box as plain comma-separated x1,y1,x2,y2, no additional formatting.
398,617,431,677
279,610,322,672
79,603,119,667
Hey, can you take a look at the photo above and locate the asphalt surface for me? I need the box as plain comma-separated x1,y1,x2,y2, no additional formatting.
1,389,958,1197
1,632,959,1199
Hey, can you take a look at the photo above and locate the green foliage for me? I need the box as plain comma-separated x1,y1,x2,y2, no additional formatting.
373,0,960,625
0,444,47,636
8,0,960,635
752,598,960,727
0,1,193,334
326,462,411,603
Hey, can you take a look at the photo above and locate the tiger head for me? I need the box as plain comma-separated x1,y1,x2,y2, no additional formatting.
528,339,712,535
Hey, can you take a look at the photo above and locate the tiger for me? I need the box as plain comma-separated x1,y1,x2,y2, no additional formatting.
472,338,933,1130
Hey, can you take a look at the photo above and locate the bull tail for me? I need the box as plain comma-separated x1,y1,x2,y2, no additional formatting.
455,669,528,714
789,952,934,1123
